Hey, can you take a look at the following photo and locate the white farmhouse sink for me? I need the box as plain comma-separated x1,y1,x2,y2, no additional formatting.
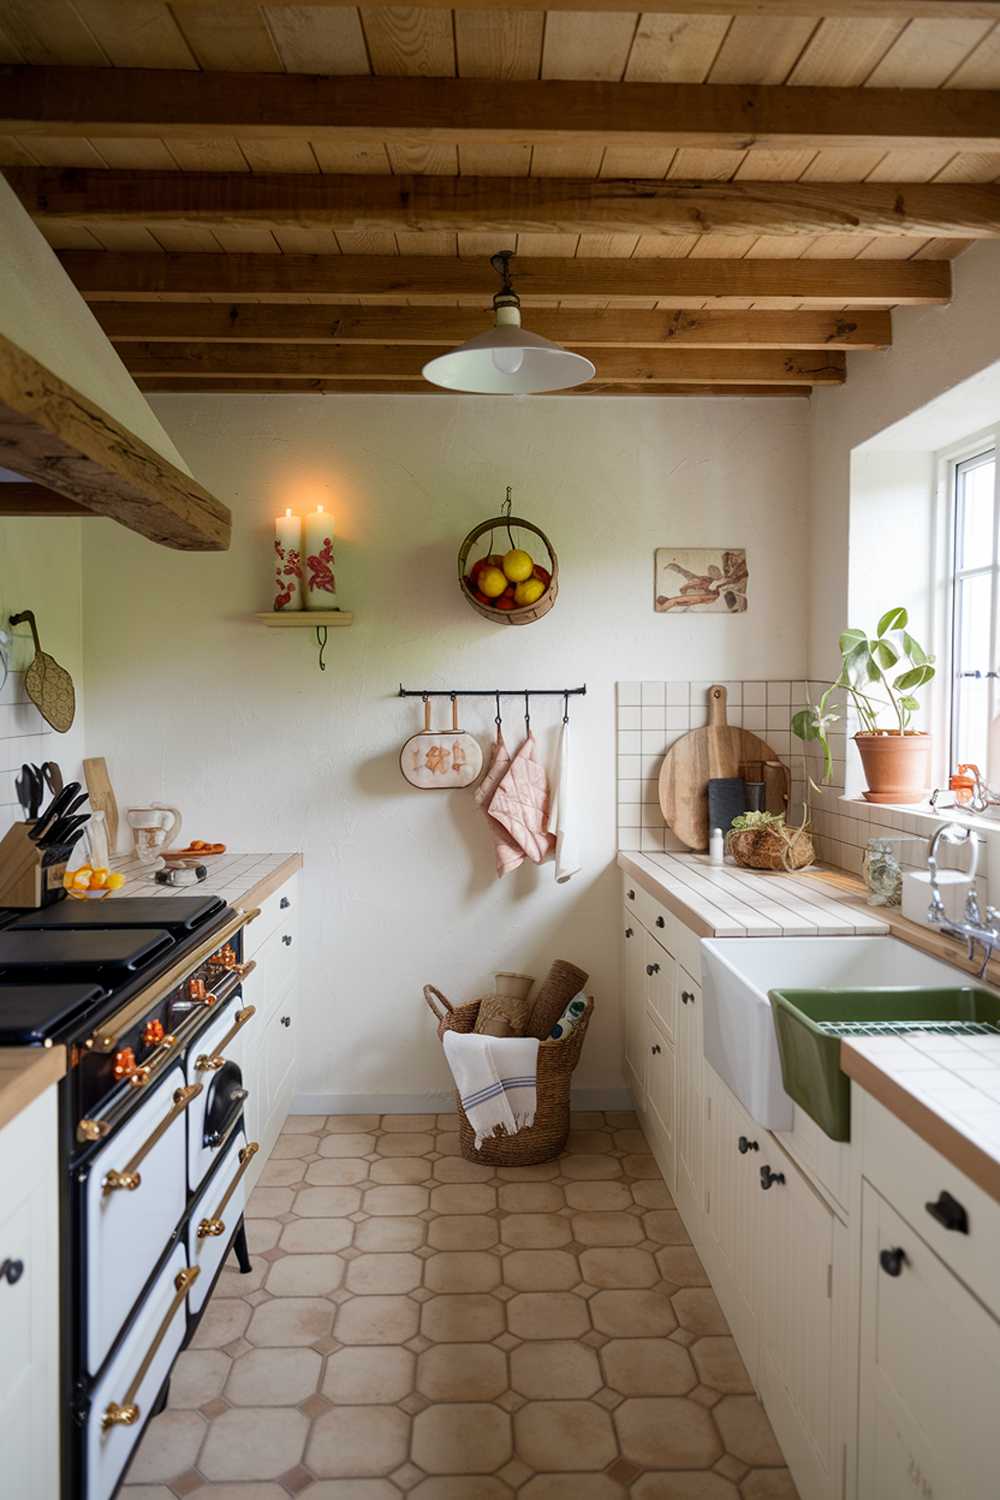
700,936,967,1129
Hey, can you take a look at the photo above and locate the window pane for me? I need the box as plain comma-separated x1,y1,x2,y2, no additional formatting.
954,570,992,773
957,454,996,570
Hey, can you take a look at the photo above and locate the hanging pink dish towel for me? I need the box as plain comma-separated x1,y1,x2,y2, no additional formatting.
488,733,557,867
475,732,526,878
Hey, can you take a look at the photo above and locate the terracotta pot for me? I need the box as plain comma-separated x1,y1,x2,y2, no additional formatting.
855,731,931,805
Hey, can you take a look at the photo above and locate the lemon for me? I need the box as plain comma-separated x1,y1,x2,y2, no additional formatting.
503,548,534,583
106,873,126,891
479,566,508,599
514,577,545,607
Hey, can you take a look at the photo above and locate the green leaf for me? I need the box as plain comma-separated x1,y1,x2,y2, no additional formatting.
877,606,908,637
894,663,935,692
791,709,818,742
903,632,927,666
839,628,867,657
873,639,899,669
866,653,883,685
899,695,920,712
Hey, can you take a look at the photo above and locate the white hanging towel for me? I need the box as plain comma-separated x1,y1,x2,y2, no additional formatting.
546,719,582,883
442,1030,539,1149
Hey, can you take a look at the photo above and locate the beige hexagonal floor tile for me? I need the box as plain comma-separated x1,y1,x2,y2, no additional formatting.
317,1133,376,1158
564,1181,634,1213
352,1215,426,1251
166,1349,230,1409
497,1182,565,1213
306,1406,410,1477
324,1114,381,1133
502,1250,581,1292
514,1399,617,1471
432,1156,495,1184
602,1337,698,1396
265,1253,345,1297
377,1132,436,1157
270,1135,320,1160
322,1345,416,1404
278,1217,354,1254
182,1485,292,1500
509,1339,603,1399
409,1478,513,1500
294,1186,363,1218
304,1158,370,1186
672,1289,730,1337
335,1294,421,1345
420,1292,505,1343
615,1396,722,1469
740,1468,801,1498
199,1406,309,1481
246,1297,334,1347
189,1298,252,1350
506,1292,590,1340
643,1211,691,1245
631,1474,739,1498
690,1336,754,1394
412,1403,512,1474
370,1158,430,1186
225,1346,321,1406
424,1251,501,1294
566,1130,615,1154
571,1211,644,1247
499,1212,573,1249
429,1184,497,1215
655,1247,710,1287
261,1158,308,1187
427,1215,498,1250
560,1155,623,1181
364,1185,431,1217
345,1252,423,1295
589,1289,677,1338
416,1342,508,1401
579,1247,659,1289
713,1395,785,1467
127,1410,205,1483
520,1478,625,1500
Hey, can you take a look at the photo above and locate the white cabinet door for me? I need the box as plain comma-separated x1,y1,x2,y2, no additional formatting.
643,929,675,1043
261,990,298,1164
702,1064,759,1369
644,1012,675,1191
622,910,645,1104
755,1139,839,1500
0,1087,59,1500
859,1183,1000,1500
674,965,703,1226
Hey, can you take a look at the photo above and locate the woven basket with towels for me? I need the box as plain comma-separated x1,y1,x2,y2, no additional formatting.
424,959,592,1165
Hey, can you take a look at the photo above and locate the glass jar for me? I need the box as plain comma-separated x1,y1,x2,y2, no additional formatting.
862,835,925,907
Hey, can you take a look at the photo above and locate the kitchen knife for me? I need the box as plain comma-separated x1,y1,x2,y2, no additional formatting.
16,764,43,819
40,760,63,797
30,782,85,842
39,812,91,849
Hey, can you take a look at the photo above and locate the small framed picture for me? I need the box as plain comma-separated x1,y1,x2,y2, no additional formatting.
654,548,748,614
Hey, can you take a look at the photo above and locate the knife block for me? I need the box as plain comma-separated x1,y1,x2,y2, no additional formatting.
0,823,71,908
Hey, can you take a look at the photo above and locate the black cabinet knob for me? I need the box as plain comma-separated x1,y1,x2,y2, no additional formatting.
627,889,636,901
651,1043,661,1055
280,896,291,910
681,990,694,1006
280,1015,292,1028
646,963,660,976
925,1190,969,1235
879,1246,906,1277
738,1136,759,1154
282,934,294,947
1,1258,24,1286
625,928,633,939
656,916,665,929
759,1164,785,1190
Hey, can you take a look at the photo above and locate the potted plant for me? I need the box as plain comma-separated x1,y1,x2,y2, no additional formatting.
792,607,935,805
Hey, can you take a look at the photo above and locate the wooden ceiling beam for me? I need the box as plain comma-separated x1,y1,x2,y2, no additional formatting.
94,303,892,352
58,251,951,309
118,342,844,386
138,377,811,397
0,334,231,550
4,69,999,152
168,0,1000,17
13,168,1000,239
0,481,97,517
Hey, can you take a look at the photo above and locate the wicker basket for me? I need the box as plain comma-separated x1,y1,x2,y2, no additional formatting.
424,983,592,1165
727,821,815,871
457,514,559,627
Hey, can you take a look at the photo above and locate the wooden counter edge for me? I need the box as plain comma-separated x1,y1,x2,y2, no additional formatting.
841,1042,1000,1205
238,852,303,913
617,852,716,939
0,1046,66,1133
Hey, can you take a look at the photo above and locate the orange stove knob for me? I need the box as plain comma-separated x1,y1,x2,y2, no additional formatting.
188,978,206,1002
142,1019,165,1047
113,1047,137,1081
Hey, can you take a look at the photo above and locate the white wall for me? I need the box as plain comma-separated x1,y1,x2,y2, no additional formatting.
0,179,192,476
82,393,809,1106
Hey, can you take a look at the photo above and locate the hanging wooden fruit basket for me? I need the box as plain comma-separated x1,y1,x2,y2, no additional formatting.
457,493,559,627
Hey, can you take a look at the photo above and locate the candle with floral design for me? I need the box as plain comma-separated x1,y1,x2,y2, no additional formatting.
273,508,303,611
304,504,336,610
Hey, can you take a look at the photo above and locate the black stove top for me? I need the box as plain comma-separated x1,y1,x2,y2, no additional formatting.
0,896,231,1046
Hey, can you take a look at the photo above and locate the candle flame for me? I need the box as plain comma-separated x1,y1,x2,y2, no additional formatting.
285,507,293,518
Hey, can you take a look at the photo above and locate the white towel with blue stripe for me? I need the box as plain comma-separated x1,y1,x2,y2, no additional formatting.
443,1030,540,1149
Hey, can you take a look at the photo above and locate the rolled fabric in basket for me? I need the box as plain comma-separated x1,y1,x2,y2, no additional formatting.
527,959,590,1040
442,1030,539,1149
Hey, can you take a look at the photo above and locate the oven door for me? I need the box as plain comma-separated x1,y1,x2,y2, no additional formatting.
185,994,255,1191
86,1243,195,1500
84,1064,197,1375
186,1131,259,1313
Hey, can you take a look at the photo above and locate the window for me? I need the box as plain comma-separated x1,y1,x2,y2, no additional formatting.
950,444,999,783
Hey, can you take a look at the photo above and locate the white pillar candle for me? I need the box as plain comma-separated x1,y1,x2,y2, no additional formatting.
303,503,337,610
273,508,303,610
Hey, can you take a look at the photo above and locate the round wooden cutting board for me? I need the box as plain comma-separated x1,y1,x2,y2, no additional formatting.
658,684,784,852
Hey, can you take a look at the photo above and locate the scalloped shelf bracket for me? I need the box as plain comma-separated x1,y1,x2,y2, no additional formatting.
255,610,353,671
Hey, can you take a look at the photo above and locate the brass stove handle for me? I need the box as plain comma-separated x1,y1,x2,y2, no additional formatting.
128,1032,179,1089
101,1264,200,1430
102,1084,203,1196
195,1005,257,1073
197,1141,260,1239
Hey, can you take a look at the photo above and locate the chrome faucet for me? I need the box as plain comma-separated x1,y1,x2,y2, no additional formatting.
926,823,996,976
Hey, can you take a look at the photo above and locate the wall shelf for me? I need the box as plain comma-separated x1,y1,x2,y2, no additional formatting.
255,610,353,670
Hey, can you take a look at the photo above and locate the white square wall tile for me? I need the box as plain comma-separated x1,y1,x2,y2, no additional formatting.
642,681,666,705
618,682,642,706
619,731,642,755
666,707,690,730
619,834,641,852
641,803,665,828
767,680,791,705
720,682,743,704
642,730,666,755
619,755,642,779
618,781,642,804
667,681,690,705
619,805,641,828
641,829,666,852
641,706,666,731
641,753,664,778
743,706,766,732
619,707,641,731
689,708,708,730
767,707,791,734
743,681,766,706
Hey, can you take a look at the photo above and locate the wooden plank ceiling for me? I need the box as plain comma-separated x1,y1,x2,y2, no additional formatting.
2,0,999,397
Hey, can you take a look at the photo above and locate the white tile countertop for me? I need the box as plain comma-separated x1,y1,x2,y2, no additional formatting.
618,850,891,938
107,851,301,911
842,1033,1000,1203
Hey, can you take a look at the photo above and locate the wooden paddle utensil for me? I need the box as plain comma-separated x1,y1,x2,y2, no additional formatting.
9,611,76,733
658,684,784,852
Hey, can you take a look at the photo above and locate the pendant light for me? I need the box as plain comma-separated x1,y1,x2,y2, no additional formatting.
421,251,595,395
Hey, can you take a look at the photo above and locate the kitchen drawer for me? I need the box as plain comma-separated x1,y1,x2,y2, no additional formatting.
645,931,676,1041
87,1243,194,1500
245,875,299,961
859,1091,1000,1322
187,997,254,1192
623,873,668,949
187,1131,257,1313
859,1182,1000,1500
243,904,299,1024
85,1065,191,1374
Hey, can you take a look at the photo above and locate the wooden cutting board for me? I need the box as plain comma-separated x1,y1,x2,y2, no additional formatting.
83,757,119,855
658,684,784,852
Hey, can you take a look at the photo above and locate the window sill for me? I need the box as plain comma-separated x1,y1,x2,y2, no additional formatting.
838,794,1000,838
